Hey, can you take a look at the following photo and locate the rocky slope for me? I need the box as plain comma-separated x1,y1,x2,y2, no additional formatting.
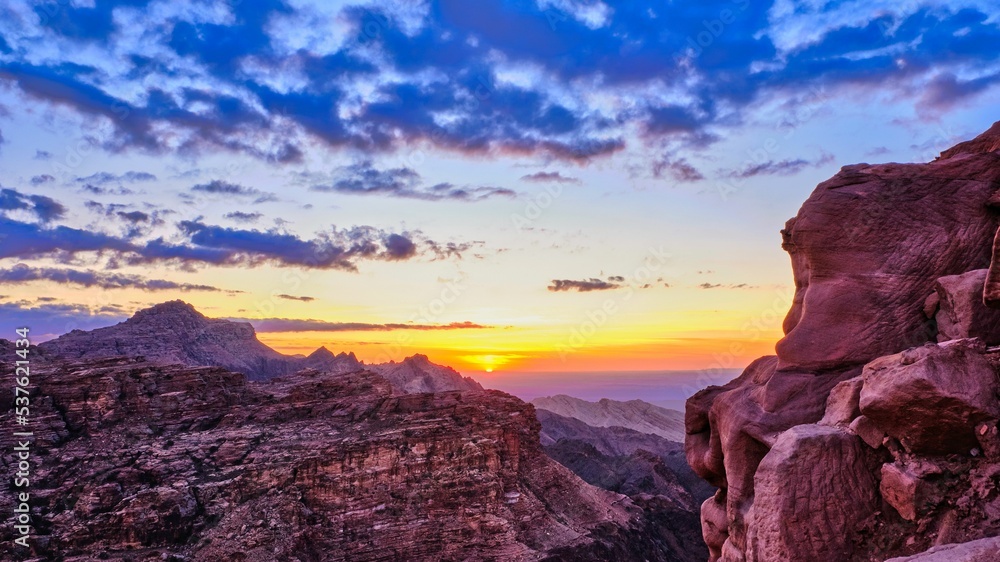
0,355,705,561
532,395,685,442
685,122,1000,561
39,301,478,394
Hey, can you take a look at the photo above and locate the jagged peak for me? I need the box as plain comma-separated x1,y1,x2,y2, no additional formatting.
308,346,335,359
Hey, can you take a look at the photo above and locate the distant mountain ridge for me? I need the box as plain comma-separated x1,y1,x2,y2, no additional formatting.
39,300,479,393
531,394,685,442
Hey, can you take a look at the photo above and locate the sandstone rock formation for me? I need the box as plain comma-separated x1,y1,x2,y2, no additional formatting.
685,122,1000,561
0,355,698,561
531,395,685,442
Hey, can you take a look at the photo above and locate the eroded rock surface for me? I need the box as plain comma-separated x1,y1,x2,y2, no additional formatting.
685,122,1000,562
0,356,692,561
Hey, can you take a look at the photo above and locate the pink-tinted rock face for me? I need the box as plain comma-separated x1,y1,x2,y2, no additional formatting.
0,356,686,561
685,122,1000,562
777,154,1000,371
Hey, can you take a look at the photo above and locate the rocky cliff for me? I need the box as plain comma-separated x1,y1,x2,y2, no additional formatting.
0,355,700,561
685,123,1000,561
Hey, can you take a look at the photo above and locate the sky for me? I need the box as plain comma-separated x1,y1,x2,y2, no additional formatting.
0,0,998,376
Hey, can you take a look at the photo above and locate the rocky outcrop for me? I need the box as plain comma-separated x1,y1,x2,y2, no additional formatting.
531,395,685,442
368,353,483,394
0,356,694,561
685,122,1000,561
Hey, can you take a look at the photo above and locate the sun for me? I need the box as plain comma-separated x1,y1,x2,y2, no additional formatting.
485,367,494,373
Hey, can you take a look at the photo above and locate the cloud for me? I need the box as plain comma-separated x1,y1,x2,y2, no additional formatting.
241,318,492,332
0,1,996,168
225,211,263,223
34,150,52,160
548,277,623,292
653,158,705,182
0,188,66,222
276,294,315,302
192,180,260,196
0,212,469,271
312,161,516,201
30,174,55,185
0,265,229,292
75,171,157,184
0,302,125,339
520,171,581,184
724,152,835,179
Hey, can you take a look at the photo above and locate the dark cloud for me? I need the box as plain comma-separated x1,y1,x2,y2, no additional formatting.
653,158,705,182
30,174,55,185
699,282,723,289
0,265,229,292
225,211,263,223
192,180,258,196
241,318,491,332
276,294,315,302
520,171,581,184
548,278,623,292
82,184,135,195
313,161,516,201
0,216,452,271
0,188,66,222
76,170,157,184
0,302,125,339
724,152,835,179
34,150,52,160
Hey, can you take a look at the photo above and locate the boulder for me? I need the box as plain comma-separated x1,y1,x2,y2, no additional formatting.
819,376,864,427
880,462,939,521
933,269,1000,343
860,341,1000,455
746,425,881,562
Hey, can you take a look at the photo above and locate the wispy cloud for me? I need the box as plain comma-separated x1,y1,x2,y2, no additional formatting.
0,265,232,292
239,318,492,332
548,277,624,292
311,161,516,201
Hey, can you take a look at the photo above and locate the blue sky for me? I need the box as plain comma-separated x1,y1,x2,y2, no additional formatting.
0,0,998,372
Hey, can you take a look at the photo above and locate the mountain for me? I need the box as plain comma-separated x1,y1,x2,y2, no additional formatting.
536,409,715,504
39,301,474,394
40,300,292,380
369,353,484,393
686,122,1000,561
531,394,685,442
0,355,706,561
